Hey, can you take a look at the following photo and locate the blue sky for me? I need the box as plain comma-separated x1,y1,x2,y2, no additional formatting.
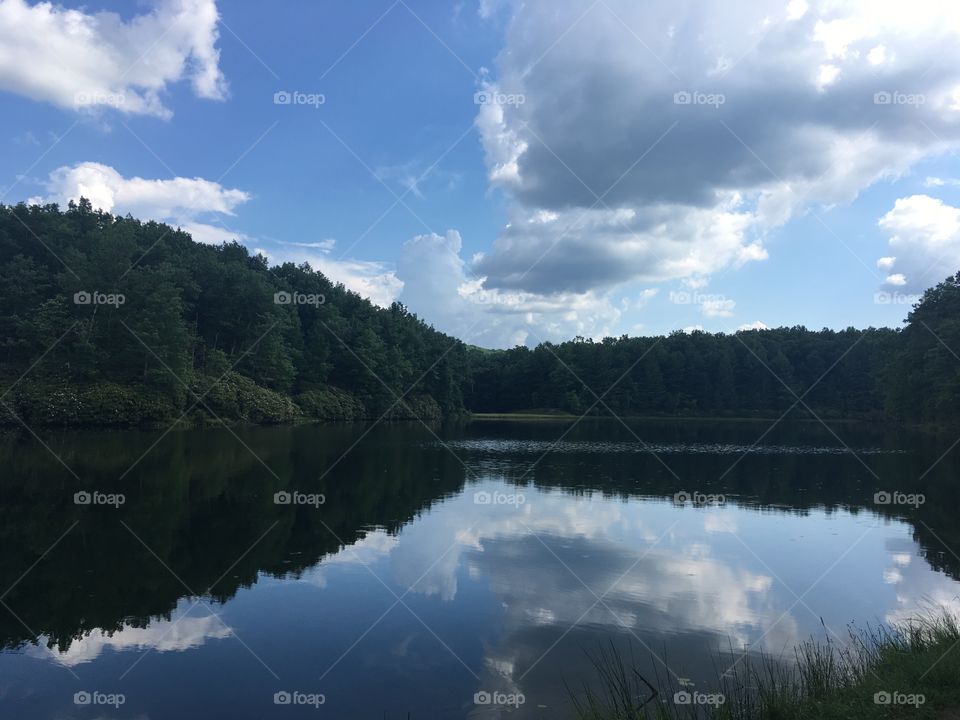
2,0,960,347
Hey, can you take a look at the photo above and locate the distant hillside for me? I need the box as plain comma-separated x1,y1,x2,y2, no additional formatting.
464,276,960,425
2,200,958,427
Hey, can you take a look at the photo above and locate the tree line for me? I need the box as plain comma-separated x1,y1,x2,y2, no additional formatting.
1,200,957,425
0,200,468,424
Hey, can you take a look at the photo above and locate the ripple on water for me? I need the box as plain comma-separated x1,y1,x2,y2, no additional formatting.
432,438,902,456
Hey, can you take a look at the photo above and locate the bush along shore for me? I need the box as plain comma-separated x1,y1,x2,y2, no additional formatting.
0,376,447,427
571,612,960,719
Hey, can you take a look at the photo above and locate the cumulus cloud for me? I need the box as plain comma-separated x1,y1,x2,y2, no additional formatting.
475,199,761,295
737,320,769,331
31,161,249,245
0,0,226,118
877,195,960,290
396,230,622,347
268,238,404,308
308,256,403,308
702,297,736,318
472,0,960,300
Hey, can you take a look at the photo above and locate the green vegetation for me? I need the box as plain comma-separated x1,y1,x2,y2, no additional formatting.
572,613,960,719
465,275,960,426
2,201,960,426
0,200,468,426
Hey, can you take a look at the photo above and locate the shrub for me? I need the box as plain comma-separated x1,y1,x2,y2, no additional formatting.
296,386,367,420
10,382,177,426
200,372,301,424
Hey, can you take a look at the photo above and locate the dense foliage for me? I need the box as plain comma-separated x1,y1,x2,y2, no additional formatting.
467,274,960,423
1,201,958,425
0,200,467,424
467,328,899,420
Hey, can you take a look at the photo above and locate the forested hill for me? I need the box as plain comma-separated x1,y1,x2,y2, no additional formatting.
467,274,960,425
0,200,469,425
1,201,958,426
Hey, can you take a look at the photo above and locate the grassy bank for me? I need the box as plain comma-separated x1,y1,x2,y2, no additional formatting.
572,612,960,719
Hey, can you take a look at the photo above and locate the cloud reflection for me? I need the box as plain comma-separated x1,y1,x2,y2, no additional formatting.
28,602,231,666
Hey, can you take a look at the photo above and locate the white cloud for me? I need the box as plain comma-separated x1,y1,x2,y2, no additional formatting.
268,242,404,308
816,63,841,90
280,238,337,253
476,200,761,295
31,161,250,245
395,230,623,347
738,320,769,331
473,0,960,303
634,288,659,309
37,162,247,217
925,176,960,188
786,0,809,21
311,256,403,307
877,195,960,290
867,44,888,65
0,0,227,118
702,297,737,318
474,75,527,188
181,222,248,245
269,237,405,308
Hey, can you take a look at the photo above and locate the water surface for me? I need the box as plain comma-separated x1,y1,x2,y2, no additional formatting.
1,419,958,718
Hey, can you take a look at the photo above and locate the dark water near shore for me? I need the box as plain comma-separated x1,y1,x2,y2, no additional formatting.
1,419,958,718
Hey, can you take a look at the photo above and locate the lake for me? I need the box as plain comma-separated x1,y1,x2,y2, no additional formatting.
1,419,958,718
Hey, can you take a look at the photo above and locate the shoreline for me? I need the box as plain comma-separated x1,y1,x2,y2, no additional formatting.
573,611,960,720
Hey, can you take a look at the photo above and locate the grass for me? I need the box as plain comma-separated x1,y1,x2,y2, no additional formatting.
570,612,960,719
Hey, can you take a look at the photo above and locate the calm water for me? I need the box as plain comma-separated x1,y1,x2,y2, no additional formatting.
1,419,959,718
